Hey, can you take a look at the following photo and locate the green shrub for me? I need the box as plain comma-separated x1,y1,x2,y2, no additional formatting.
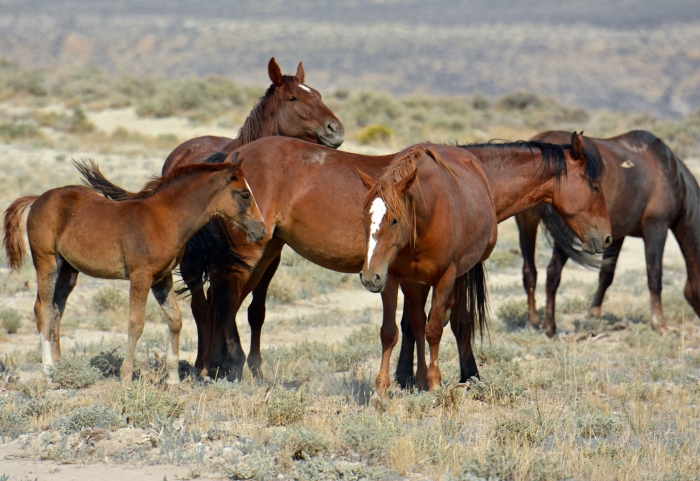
49,355,101,389
356,124,393,144
92,286,128,313
0,122,43,141
340,412,403,459
291,457,381,481
113,379,185,428
0,308,22,334
264,388,308,426
497,91,542,111
496,299,529,331
276,425,331,460
59,404,123,431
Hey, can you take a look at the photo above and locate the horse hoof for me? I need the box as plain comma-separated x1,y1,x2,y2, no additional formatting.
165,372,180,385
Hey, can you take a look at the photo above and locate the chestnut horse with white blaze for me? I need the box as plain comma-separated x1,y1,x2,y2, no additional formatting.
356,145,497,395
80,134,610,385
3,157,264,385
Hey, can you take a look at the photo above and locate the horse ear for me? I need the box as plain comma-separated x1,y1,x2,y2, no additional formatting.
227,153,244,180
268,57,283,86
395,168,418,195
570,131,585,160
354,166,377,190
295,61,305,83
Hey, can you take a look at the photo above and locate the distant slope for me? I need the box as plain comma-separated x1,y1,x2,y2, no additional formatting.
1,0,699,117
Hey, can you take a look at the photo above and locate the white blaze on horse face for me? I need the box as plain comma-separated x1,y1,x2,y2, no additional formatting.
366,197,387,267
300,84,312,94
245,179,265,224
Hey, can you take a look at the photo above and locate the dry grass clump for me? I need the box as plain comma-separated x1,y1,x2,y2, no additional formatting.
340,412,403,460
48,355,101,389
263,388,309,426
112,379,185,428
275,425,332,460
0,307,22,334
468,361,527,406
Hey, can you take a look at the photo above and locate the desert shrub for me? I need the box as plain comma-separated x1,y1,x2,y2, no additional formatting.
457,446,568,481
497,91,542,111
58,404,123,431
468,361,526,406
496,299,529,331
276,425,331,460
475,343,521,364
471,93,491,110
576,409,621,438
0,308,22,334
264,388,308,426
291,457,382,481
224,451,278,480
0,121,43,141
92,286,128,313
0,399,28,437
356,124,393,144
113,379,185,428
340,412,403,459
17,378,49,398
492,409,556,447
404,391,435,419
345,90,403,126
487,249,521,269
558,296,588,314
90,348,125,377
65,106,95,133
49,355,101,389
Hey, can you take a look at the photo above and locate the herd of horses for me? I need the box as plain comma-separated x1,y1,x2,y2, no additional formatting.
4,58,700,399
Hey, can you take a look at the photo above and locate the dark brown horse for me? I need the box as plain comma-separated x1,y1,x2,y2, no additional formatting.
515,130,700,337
356,145,497,395
3,158,265,385
161,57,344,174
81,134,610,383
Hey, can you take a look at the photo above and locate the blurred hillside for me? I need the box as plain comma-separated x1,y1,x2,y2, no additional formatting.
1,0,700,117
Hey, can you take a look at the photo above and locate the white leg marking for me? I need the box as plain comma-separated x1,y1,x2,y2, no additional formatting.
245,179,265,225
40,332,53,374
367,197,387,266
300,84,312,93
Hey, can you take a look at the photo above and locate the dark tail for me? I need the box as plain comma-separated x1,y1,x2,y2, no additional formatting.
451,262,490,355
3,195,38,271
538,204,603,269
176,218,251,295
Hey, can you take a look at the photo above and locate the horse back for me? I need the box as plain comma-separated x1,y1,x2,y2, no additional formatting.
162,135,233,175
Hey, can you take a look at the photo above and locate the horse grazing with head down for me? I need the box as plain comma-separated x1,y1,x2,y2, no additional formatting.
3,157,265,385
516,130,700,337
356,145,497,395
80,133,610,386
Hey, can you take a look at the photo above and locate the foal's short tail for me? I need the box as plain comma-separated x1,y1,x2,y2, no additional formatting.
3,195,38,271
451,262,490,354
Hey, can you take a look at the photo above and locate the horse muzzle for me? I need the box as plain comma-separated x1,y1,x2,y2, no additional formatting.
243,220,266,244
582,233,612,254
359,271,386,293
319,121,345,149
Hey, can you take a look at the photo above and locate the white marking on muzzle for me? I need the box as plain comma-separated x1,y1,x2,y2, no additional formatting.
245,179,265,225
300,84,312,93
367,197,387,266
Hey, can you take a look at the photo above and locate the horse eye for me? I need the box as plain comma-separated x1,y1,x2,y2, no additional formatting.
591,184,599,192
241,191,251,200
391,219,398,226
287,96,298,102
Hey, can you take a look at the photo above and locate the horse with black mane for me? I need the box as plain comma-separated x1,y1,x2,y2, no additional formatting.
81,133,610,387
515,130,700,337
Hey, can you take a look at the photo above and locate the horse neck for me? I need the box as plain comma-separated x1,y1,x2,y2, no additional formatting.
473,147,556,221
235,96,279,146
672,164,700,288
149,173,225,241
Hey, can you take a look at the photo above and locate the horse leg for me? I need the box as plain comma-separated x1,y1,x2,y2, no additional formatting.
33,254,61,376
376,276,400,399
543,244,569,338
588,238,624,318
49,261,78,362
121,275,151,385
208,273,247,380
400,282,430,390
152,274,182,385
516,210,540,328
642,223,669,333
426,267,457,390
247,253,282,378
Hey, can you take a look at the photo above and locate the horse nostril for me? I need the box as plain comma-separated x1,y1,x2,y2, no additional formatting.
326,122,336,134
261,227,267,237
604,235,612,248
373,274,381,284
